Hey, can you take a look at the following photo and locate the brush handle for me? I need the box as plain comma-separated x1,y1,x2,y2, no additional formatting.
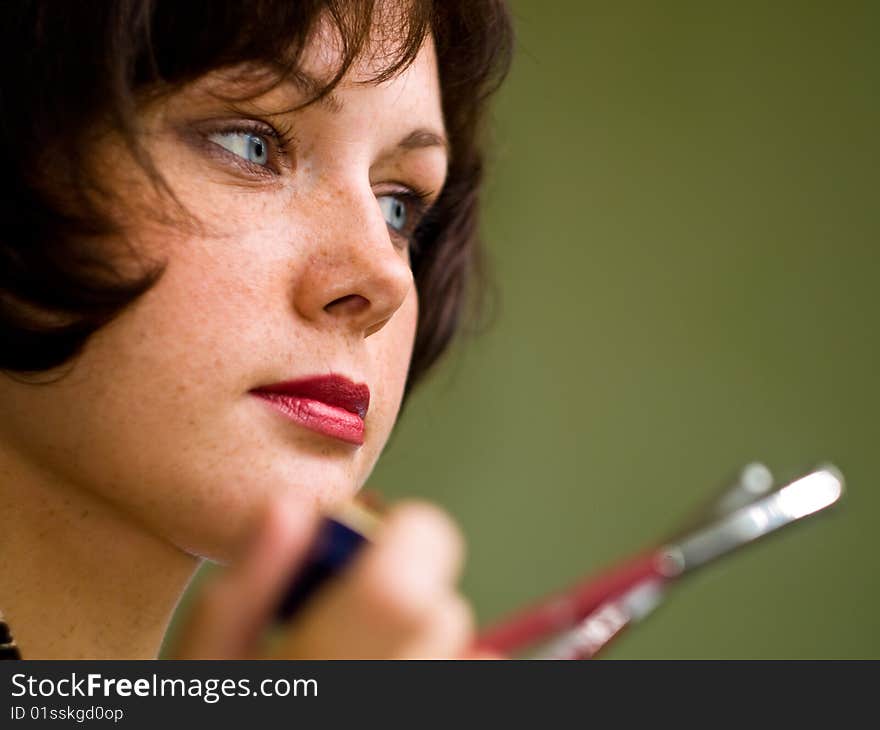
474,552,663,655
274,515,370,622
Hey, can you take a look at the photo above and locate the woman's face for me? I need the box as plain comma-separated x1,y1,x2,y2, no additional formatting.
0,32,447,560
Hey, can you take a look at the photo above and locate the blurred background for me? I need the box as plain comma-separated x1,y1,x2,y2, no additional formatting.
369,0,879,658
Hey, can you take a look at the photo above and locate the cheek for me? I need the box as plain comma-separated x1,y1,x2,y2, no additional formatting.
349,283,418,485
363,281,418,436
30,251,410,556
382,282,419,393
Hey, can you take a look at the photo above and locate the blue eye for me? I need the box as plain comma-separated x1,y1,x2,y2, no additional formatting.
377,195,408,232
208,131,269,166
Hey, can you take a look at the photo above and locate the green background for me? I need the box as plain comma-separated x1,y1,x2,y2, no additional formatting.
370,1,879,658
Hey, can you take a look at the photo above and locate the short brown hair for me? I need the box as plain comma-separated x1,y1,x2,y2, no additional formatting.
0,0,513,404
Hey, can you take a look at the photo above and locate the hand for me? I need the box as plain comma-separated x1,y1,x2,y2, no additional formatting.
169,496,478,659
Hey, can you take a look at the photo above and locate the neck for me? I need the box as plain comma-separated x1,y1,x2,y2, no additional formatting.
0,456,199,660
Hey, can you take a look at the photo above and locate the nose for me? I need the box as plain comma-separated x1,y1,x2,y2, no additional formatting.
290,183,414,338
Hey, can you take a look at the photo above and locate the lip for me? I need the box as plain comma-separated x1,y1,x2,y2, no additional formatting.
250,374,370,446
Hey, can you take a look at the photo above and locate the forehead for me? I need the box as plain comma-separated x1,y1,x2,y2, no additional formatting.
299,28,442,120
193,25,445,136
300,8,439,87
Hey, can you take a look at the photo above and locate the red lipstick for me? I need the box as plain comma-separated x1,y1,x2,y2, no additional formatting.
251,374,370,445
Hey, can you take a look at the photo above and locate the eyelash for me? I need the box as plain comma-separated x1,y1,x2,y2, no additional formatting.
202,118,436,256
384,186,433,256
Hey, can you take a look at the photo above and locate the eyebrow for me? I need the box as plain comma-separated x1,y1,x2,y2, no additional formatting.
397,128,450,155
288,72,450,155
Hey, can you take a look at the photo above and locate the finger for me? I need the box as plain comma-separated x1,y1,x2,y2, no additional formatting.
171,495,320,659
461,647,509,660
390,592,475,659
272,501,465,659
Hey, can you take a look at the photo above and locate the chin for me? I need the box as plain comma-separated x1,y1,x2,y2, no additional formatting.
154,458,365,564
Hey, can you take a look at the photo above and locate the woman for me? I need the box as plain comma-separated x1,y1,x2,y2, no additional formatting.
0,0,512,659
